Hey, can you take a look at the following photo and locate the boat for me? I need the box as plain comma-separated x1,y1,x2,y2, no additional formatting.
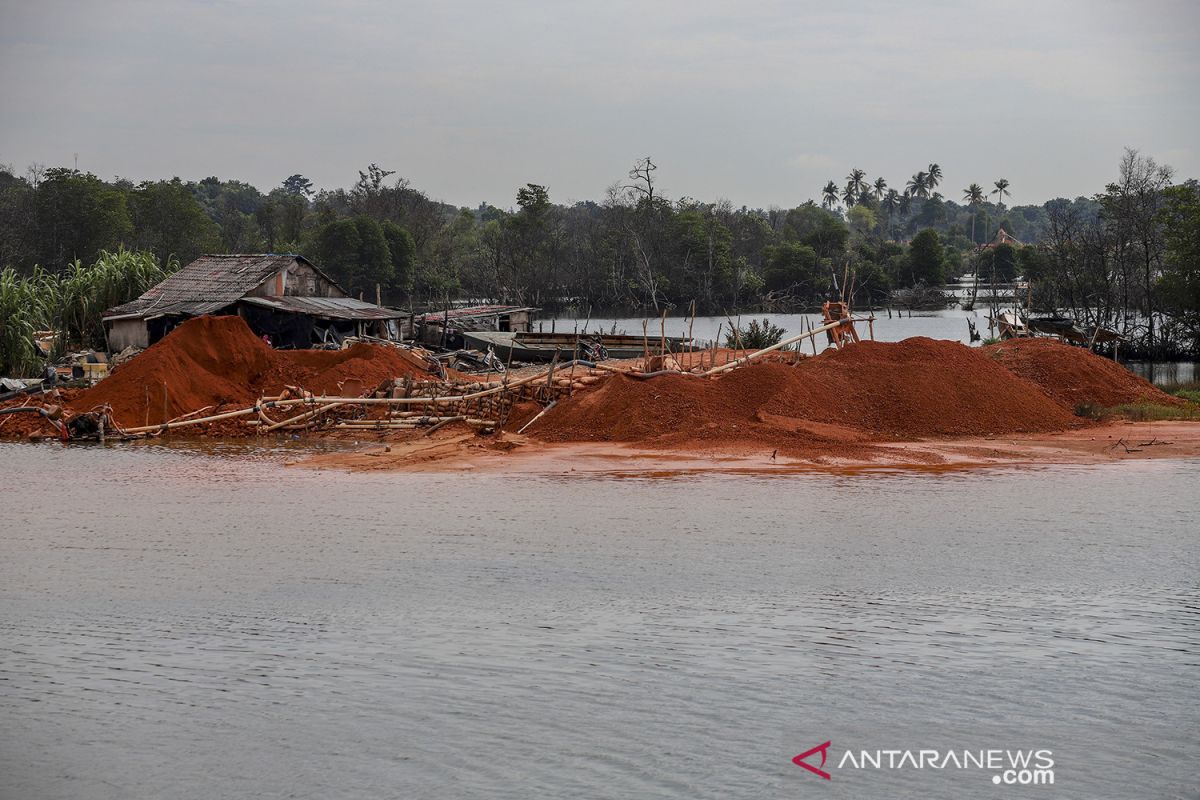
461,330,694,363
1026,316,1123,344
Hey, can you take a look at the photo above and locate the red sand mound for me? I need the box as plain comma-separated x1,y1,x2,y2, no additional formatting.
72,315,437,428
986,338,1185,409
534,338,1080,449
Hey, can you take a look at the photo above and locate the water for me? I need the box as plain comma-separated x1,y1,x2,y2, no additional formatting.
542,309,982,347
1,442,1197,798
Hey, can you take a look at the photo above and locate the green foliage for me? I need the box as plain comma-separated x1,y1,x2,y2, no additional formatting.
762,242,823,294
1158,184,1200,335
33,168,133,268
129,179,220,264
58,248,174,350
978,242,1020,282
0,249,171,374
380,221,416,293
0,265,57,375
724,318,786,349
307,216,393,297
907,229,946,284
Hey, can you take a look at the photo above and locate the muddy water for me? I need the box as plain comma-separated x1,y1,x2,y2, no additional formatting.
1,442,1197,799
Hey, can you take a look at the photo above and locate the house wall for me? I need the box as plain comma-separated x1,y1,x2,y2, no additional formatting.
245,261,348,299
507,311,532,332
106,318,149,350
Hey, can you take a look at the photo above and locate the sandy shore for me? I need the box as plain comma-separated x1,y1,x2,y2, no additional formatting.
296,420,1200,475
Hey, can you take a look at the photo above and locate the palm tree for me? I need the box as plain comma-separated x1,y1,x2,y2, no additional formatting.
841,182,858,208
872,177,888,201
992,178,1010,209
963,183,985,243
821,181,839,210
927,163,942,191
906,171,929,199
846,168,868,199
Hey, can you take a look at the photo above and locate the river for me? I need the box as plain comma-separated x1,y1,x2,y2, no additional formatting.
1,441,1197,798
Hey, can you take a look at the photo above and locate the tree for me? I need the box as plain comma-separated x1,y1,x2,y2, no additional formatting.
1158,182,1200,349
963,183,985,244
380,221,416,295
927,163,942,191
281,174,314,197
845,168,868,206
847,204,877,237
872,177,888,201
906,171,930,199
129,179,220,263
762,242,822,294
1102,149,1173,354
821,181,839,210
781,204,849,261
307,215,393,296
992,178,1011,209
33,169,133,269
978,242,1019,283
626,157,657,203
907,229,946,285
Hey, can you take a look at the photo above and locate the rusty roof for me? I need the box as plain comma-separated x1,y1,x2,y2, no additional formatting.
104,254,342,319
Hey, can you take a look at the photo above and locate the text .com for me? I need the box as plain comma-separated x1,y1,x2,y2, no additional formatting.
794,743,1054,786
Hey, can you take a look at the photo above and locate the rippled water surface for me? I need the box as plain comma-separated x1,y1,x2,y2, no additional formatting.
2,442,1198,799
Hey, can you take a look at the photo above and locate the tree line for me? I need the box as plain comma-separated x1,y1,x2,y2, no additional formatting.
1,149,1197,358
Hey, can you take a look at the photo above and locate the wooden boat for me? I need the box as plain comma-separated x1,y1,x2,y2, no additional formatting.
462,330,693,362
1027,316,1122,344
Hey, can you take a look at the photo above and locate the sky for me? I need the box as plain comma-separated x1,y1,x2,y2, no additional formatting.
2,0,1198,210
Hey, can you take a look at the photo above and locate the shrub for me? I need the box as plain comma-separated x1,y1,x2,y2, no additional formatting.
725,318,786,350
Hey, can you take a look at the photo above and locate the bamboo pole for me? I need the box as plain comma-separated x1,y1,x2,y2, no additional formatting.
517,400,556,434
122,405,260,435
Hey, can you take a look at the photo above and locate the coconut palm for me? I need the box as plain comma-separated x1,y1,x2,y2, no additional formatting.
872,177,888,201
905,171,929,199
963,183,985,243
927,163,942,191
822,181,840,210
841,182,858,208
992,178,1011,209
846,168,868,199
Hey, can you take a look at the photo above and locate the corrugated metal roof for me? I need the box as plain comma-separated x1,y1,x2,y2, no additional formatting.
240,295,406,320
103,254,340,319
415,305,537,323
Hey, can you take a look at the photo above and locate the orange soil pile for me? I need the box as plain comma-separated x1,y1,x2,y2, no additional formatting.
534,338,1080,450
71,315,438,428
986,338,1185,409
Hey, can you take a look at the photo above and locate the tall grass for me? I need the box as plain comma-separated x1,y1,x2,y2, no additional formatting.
0,266,59,376
0,248,175,377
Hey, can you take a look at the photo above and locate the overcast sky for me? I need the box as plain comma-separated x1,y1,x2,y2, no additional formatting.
2,0,1197,209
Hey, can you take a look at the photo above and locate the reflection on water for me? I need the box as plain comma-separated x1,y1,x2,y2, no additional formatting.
1,443,1197,799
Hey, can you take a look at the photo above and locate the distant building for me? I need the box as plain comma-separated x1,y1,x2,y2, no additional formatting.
984,228,1023,248
414,305,536,348
103,254,407,350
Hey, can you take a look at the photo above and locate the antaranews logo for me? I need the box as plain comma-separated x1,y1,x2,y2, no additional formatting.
793,742,1054,786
